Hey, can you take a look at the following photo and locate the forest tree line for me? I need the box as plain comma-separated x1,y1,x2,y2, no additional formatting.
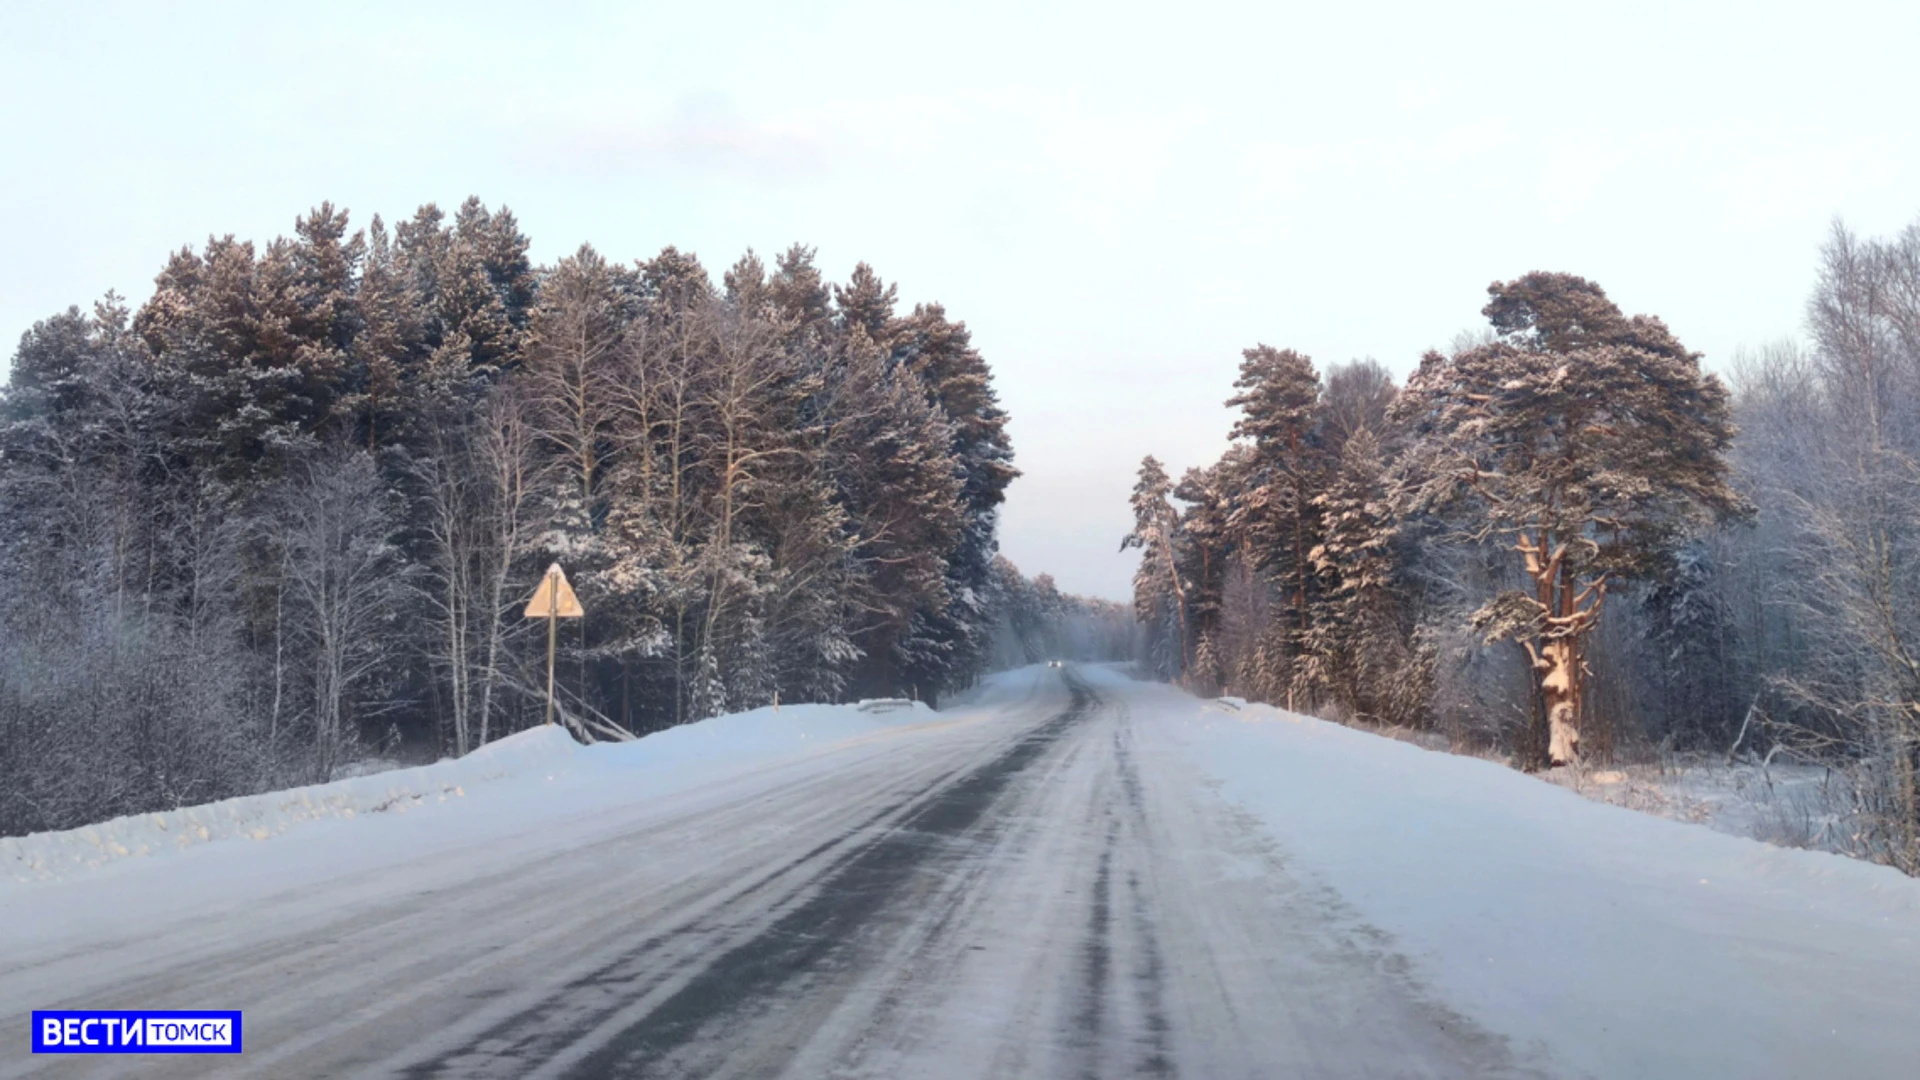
989,559,1137,670
0,198,1121,838
1126,217,1920,875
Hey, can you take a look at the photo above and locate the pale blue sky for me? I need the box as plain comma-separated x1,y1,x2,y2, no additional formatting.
4,1,1917,600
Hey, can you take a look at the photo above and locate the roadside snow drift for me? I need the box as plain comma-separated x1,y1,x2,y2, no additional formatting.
1,697,935,884
1094,666,1920,1080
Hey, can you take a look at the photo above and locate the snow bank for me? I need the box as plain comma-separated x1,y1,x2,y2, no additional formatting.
0,696,938,885
1556,758,1861,857
585,699,935,772
856,697,917,713
0,727,581,882
1096,667,1920,1080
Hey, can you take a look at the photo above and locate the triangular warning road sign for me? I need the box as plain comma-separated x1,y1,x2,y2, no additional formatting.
524,563,584,618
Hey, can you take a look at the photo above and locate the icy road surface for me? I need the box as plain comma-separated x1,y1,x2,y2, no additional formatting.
5,664,1920,1078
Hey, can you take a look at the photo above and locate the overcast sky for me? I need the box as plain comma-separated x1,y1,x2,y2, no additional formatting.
4,1,1917,600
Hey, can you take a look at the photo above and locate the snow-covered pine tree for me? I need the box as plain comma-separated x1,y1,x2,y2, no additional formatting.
893,302,1019,695
135,233,323,482
1192,633,1223,697
1225,345,1327,691
1174,459,1240,690
1122,455,1189,680
767,244,836,349
689,639,727,721
822,279,965,701
395,198,533,404
833,262,899,350
1391,272,1744,767
436,198,534,384
344,215,423,451
1300,427,1427,725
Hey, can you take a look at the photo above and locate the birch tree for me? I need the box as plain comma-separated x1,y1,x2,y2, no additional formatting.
273,449,408,776
1742,221,1920,870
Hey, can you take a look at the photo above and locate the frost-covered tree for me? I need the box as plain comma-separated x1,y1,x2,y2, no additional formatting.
344,215,423,450
1123,455,1189,679
1722,219,1920,871
0,299,266,832
1392,273,1743,766
893,301,1018,696
2,196,1029,834
1173,458,1243,695
405,198,535,388
1299,427,1429,725
1226,345,1327,690
271,448,410,777
829,328,965,701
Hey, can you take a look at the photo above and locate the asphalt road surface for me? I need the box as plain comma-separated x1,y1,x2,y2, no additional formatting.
4,668,1550,1079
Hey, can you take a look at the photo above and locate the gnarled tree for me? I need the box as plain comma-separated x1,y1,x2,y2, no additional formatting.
1392,272,1743,767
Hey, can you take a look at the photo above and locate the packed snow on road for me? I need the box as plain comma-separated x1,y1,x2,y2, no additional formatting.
4,664,1918,1079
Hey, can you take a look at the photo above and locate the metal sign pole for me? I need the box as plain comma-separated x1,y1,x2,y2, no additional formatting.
545,567,558,726
524,562,582,732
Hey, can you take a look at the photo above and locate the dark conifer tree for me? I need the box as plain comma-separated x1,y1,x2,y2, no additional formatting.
1226,345,1326,693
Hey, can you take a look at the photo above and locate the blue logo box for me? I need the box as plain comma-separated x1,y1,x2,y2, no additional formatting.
32,1010,243,1054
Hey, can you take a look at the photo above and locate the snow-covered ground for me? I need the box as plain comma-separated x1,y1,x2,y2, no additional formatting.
3,665,1918,1079
1550,757,1860,856
1,697,940,883
1133,670,1920,1080
0,691,968,1030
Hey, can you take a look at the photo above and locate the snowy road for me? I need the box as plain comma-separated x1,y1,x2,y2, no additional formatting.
2,668,1548,1079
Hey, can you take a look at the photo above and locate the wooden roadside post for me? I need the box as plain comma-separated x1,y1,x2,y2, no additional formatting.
524,563,584,726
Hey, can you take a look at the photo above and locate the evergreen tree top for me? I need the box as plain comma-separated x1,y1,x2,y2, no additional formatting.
1228,344,1322,452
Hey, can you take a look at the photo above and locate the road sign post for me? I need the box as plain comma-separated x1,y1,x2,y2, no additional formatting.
546,584,557,727
524,563,584,727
